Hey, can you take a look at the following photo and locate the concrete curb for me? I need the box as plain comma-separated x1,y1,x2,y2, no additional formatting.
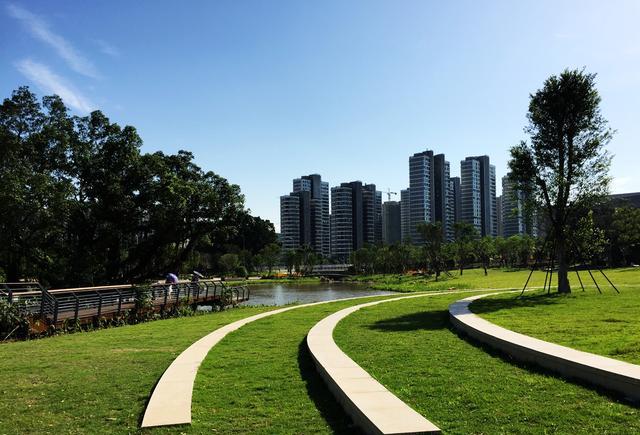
141,294,402,427
307,293,442,435
449,293,640,403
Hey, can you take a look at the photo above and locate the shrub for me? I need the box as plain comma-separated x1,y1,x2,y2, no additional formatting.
0,300,30,340
235,265,248,279
131,285,154,322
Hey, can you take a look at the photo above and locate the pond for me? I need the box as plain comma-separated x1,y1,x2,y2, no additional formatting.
242,282,395,306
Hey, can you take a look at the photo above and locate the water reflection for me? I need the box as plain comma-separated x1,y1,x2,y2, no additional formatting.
243,282,394,306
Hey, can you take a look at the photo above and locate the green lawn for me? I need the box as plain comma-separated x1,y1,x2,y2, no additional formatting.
352,266,639,293
0,296,396,434
334,294,640,434
0,307,275,434
471,268,640,365
1,268,638,433
177,296,395,434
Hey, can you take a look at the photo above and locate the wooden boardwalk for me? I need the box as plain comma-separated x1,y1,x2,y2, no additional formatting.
2,280,249,331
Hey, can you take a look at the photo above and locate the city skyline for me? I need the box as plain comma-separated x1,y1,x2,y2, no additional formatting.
2,2,639,232
282,151,503,259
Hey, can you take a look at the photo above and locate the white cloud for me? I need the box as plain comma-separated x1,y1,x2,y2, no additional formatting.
16,59,95,113
94,39,120,57
611,176,631,193
7,3,100,79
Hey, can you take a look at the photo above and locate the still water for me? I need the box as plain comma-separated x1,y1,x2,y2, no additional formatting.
242,282,395,306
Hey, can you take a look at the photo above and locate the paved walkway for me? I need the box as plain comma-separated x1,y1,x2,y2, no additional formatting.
141,294,399,427
449,293,640,403
307,293,442,434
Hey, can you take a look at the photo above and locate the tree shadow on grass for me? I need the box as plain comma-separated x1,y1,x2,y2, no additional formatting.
470,292,565,315
297,340,364,435
367,309,450,332
450,324,640,408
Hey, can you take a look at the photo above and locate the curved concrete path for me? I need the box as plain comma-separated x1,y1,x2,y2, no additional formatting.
449,293,640,403
307,294,442,434
141,294,399,428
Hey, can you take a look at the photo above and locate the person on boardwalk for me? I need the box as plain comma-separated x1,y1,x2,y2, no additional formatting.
191,270,204,283
165,273,178,295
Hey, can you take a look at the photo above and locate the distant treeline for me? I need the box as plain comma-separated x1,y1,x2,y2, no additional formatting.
0,87,277,287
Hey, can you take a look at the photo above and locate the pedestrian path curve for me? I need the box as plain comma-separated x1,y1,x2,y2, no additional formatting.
307,293,443,434
142,288,504,429
449,293,640,403
141,294,397,427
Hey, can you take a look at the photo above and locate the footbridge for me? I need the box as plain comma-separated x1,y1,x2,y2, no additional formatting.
0,279,249,331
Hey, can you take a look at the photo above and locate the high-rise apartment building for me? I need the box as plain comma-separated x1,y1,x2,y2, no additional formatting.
408,150,455,243
409,150,434,243
280,174,330,256
375,190,383,243
434,154,454,241
460,156,496,237
330,185,353,260
280,194,301,251
451,176,461,224
382,201,401,244
496,195,503,237
330,181,381,260
400,188,410,242
502,174,537,237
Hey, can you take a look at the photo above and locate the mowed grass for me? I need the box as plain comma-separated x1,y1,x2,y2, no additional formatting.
352,268,554,292
160,296,396,434
2,268,638,433
0,307,275,434
334,293,640,434
353,267,640,293
471,268,640,364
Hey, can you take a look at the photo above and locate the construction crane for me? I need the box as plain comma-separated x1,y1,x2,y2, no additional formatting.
384,188,398,201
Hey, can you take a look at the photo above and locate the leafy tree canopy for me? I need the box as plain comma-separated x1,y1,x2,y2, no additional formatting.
509,69,613,293
0,87,275,286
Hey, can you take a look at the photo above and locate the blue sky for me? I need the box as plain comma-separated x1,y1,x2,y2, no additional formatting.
2,1,639,231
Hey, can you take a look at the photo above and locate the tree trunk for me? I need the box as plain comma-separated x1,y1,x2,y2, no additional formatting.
556,239,571,293
6,259,19,283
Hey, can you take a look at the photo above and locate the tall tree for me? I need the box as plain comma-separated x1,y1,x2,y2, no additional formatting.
509,69,612,293
282,250,297,276
611,207,640,265
474,236,496,276
0,87,263,286
259,243,281,277
0,88,74,284
453,222,477,275
416,222,446,281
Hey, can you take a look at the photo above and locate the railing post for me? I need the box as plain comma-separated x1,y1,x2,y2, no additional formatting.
204,282,209,300
176,285,181,304
39,287,46,318
116,289,123,315
163,285,169,308
8,288,13,304
53,298,59,325
74,293,80,323
97,291,103,318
